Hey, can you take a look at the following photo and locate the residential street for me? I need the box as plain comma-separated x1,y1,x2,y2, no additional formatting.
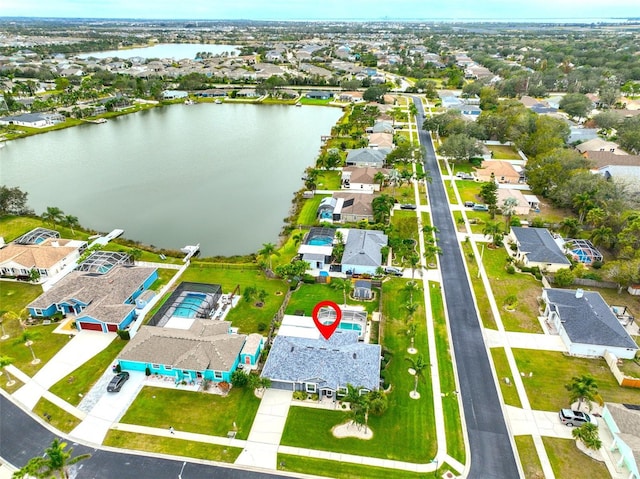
413,96,521,479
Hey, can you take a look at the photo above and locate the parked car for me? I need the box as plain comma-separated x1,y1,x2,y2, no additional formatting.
400,204,417,210
464,201,475,208
472,204,489,211
558,409,597,427
107,371,130,392
384,266,403,276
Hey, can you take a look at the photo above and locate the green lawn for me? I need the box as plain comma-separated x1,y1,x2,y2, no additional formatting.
543,437,610,479
489,348,522,408
486,145,521,160
297,195,327,226
49,337,126,406
103,430,242,463
316,170,342,190
0,215,91,244
33,397,82,433
285,283,380,316
445,181,456,204
513,349,640,411
281,279,435,462
0,281,43,315
119,386,260,440
515,435,544,479
482,247,543,333
430,282,465,463
148,268,179,291
460,241,497,330
277,454,433,479
454,180,482,204
180,264,286,334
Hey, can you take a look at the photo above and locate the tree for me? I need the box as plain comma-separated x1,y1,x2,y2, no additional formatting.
406,254,421,281
617,116,640,154
0,356,15,386
14,330,41,364
589,226,614,249
371,194,395,224
480,178,498,218
303,168,320,191
560,218,581,238
62,215,80,235
258,243,279,271
572,193,594,224
274,260,308,282
559,93,593,120
438,133,483,163
373,171,386,190
42,206,64,226
501,197,518,228
554,268,575,287
405,354,429,398
0,185,34,216
404,301,418,323
603,259,640,293
525,148,591,197
572,423,602,450
330,278,353,307
367,389,388,416
362,85,387,103
342,384,369,430
565,375,599,411
482,221,504,247
12,437,91,479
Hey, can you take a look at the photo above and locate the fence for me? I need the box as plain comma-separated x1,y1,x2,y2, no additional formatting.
544,275,618,290
603,351,640,389
266,287,295,346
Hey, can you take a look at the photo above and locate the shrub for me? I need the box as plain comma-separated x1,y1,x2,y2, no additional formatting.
145,366,151,376
510,216,522,227
504,294,518,307
530,217,545,228
116,329,130,340
509,243,518,252
302,274,315,284
293,391,307,401
505,264,516,274
554,268,575,287
257,322,268,332
591,261,603,269
310,393,319,401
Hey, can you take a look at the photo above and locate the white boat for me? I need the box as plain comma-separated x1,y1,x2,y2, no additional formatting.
184,99,195,105
295,101,302,107
215,99,222,104
181,243,200,262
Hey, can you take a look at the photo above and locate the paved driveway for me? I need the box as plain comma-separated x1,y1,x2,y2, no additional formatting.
70,370,146,444
506,406,574,439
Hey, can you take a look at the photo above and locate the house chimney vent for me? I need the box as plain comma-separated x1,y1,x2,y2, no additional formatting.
575,288,584,299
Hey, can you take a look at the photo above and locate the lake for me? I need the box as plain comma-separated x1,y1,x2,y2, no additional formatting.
78,43,240,60
0,104,342,256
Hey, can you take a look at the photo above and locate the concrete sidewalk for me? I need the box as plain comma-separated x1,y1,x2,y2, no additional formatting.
484,330,567,352
235,389,293,470
12,331,116,410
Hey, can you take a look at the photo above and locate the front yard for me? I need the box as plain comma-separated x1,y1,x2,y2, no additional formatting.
285,282,380,316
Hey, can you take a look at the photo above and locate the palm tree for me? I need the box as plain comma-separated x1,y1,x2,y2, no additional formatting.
258,242,279,271
13,437,91,479
482,221,504,247
373,171,386,190
406,354,429,398
501,197,518,228
560,218,581,238
573,192,595,224
565,375,599,411
572,423,602,450
590,226,613,249
14,330,41,364
62,215,80,235
0,315,8,340
407,254,421,280
342,384,369,430
404,301,418,323
3,309,29,331
330,278,353,307
0,356,16,387
42,206,64,226
403,280,420,303
585,207,606,228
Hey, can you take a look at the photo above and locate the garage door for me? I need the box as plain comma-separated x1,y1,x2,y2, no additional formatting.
107,324,118,332
78,322,102,332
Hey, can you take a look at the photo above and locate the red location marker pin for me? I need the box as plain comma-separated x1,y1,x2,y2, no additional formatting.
312,300,342,340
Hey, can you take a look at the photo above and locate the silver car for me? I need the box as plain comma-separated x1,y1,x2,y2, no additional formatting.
558,409,597,427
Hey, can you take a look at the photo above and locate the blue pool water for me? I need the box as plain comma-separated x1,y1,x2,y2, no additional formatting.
308,236,333,246
322,321,362,332
173,293,206,318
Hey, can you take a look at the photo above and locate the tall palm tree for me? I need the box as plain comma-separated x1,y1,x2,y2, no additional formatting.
482,221,504,247
590,226,613,249
62,215,80,236
573,192,595,224
406,254,421,280
501,197,518,228
403,280,420,303
565,375,599,411
0,356,15,387
585,207,606,228
342,384,369,430
373,171,386,190
258,242,279,271
42,206,64,226
404,301,418,323
3,309,29,331
406,354,429,398
330,278,353,307
560,218,581,238
13,438,91,479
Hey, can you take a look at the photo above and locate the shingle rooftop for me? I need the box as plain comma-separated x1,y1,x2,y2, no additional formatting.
341,229,387,267
512,227,570,266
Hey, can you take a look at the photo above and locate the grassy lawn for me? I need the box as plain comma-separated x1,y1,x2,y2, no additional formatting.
430,282,465,463
482,247,543,333
515,435,544,479
297,195,327,226
299,97,333,106
148,268,179,291
101,241,183,264
49,337,126,406
454,180,482,204
513,349,640,411
0,216,91,244
486,145,521,160
316,170,342,190
120,386,259,440
103,430,241,463
285,283,380,316
445,181,456,204
33,397,82,433
489,348,522,408
180,264,286,334
543,437,610,479
277,454,434,479
461,241,497,330
280,279,435,462
1,322,73,377
452,211,466,233
0,281,43,314
388,185,416,204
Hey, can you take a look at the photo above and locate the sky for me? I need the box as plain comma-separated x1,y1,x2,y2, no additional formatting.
0,0,639,21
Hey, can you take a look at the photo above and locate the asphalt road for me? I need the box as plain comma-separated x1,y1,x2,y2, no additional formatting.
0,395,295,479
413,97,521,478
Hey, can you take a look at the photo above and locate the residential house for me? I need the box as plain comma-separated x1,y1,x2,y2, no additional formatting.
316,192,374,224
306,90,332,100
235,89,259,98
0,228,87,280
542,288,639,359
584,151,640,169
161,90,188,100
576,138,625,155
298,227,335,271
28,264,157,332
370,121,394,134
341,166,389,192
338,91,364,103
509,227,571,272
601,403,640,479
476,160,522,184
368,132,394,149
118,319,263,383
0,112,65,128
341,229,388,275
449,103,482,120
496,189,531,216
345,148,391,168
597,165,640,193
261,328,381,400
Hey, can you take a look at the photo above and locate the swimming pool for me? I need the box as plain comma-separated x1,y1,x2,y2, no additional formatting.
308,236,333,246
321,321,362,332
173,293,207,318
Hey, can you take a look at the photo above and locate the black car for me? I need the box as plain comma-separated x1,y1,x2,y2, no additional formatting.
400,204,417,210
107,372,130,392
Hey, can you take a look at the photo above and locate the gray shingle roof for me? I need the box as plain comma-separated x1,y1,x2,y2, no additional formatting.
261,330,381,391
512,227,570,265
605,403,640,466
345,148,391,166
341,229,387,268
544,288,638,350
119,320,246,371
